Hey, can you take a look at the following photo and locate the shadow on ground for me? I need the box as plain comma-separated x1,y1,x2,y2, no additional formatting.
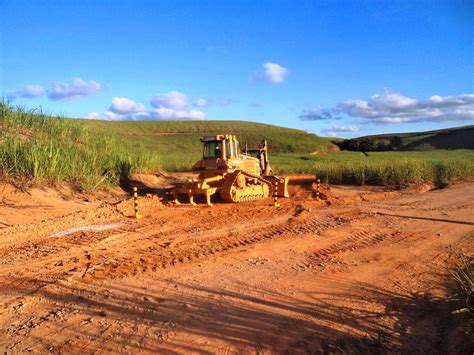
2,275,470,353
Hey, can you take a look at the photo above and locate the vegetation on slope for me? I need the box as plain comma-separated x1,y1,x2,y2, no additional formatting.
1,103,473,190
272,151,474,187
0,103,159,190
337,125,474,152
78,118,336,170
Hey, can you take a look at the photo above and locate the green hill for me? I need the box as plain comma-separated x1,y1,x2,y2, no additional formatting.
79,118,334,156
356,125,474,150
78,119,335,171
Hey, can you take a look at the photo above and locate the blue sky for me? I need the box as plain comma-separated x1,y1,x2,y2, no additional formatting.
1,0,473,137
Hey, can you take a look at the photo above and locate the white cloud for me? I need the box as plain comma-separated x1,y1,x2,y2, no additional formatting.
336,93,474,124
263,62,288,83
7,85,45,100
84,112,101,120
86,93,206,121
109,97,145,115
84,111,122,120
150,90,188,110
194,98,208,107
48,78,106,101
147,108,206,120
114,108,205,121
322,125,358,133
320,125,358,138
86,108,206,121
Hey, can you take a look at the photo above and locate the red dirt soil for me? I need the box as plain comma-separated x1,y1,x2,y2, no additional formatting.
0,176,473,353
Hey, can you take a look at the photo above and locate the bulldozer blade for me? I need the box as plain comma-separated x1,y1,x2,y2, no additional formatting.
275,177,290,198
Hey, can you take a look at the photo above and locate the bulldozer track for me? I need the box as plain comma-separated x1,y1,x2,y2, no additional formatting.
220,171,274,203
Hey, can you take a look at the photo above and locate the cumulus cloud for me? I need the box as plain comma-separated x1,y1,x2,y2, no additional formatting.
322,125,358,133
7,85,45,100
85,108,206,121
320,126,358,137
299,106,339,120
150,90,188,110
194,98,208,108
48,78,106,101
146,108,206,120
86,92,206,121
84,111,122,120
109,97,145,115
336,93,474,124
263,62,288,83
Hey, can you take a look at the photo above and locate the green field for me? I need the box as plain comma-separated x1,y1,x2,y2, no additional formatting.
1,103,473,190
272,151,474,187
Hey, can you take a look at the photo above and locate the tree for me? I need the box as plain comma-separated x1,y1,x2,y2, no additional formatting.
390,136,403,150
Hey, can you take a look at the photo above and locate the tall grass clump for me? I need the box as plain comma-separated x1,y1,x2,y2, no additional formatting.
0,102,160,190
451,258,473,315
271,151,474,186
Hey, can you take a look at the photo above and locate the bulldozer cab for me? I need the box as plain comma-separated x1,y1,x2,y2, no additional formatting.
246,140,272,176
201,135,240,160
202,140,222,159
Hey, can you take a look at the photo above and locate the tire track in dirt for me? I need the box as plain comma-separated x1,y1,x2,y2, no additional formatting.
305,228,407,268
81,214,352,279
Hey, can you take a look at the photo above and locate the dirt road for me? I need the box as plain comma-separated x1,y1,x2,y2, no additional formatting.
0,178,472,353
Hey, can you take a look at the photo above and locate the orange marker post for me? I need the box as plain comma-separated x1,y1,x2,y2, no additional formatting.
133,187,143,219
316,178,321,201
273,182,281,208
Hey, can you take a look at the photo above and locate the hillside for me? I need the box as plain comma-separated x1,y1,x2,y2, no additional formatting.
356,125,474,150
76,119,336,171
0,104,334,188
78,119,335,153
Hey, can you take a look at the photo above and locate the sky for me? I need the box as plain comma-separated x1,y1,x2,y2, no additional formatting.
1,0,473,138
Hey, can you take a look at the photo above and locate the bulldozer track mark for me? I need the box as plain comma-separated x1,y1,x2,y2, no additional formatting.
307,229,405,267
1,208,360,282
74,215,350,279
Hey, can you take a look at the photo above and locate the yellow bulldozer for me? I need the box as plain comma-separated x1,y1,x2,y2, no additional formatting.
172,134,289,207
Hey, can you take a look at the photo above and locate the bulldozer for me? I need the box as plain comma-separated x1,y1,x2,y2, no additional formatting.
172,134,289,207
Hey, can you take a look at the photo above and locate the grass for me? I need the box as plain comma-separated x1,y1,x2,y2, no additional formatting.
77,119,333,152
271,151,474,187
1,102,473,190
0,103,160,190
451,258,473,315
353,125,474,150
